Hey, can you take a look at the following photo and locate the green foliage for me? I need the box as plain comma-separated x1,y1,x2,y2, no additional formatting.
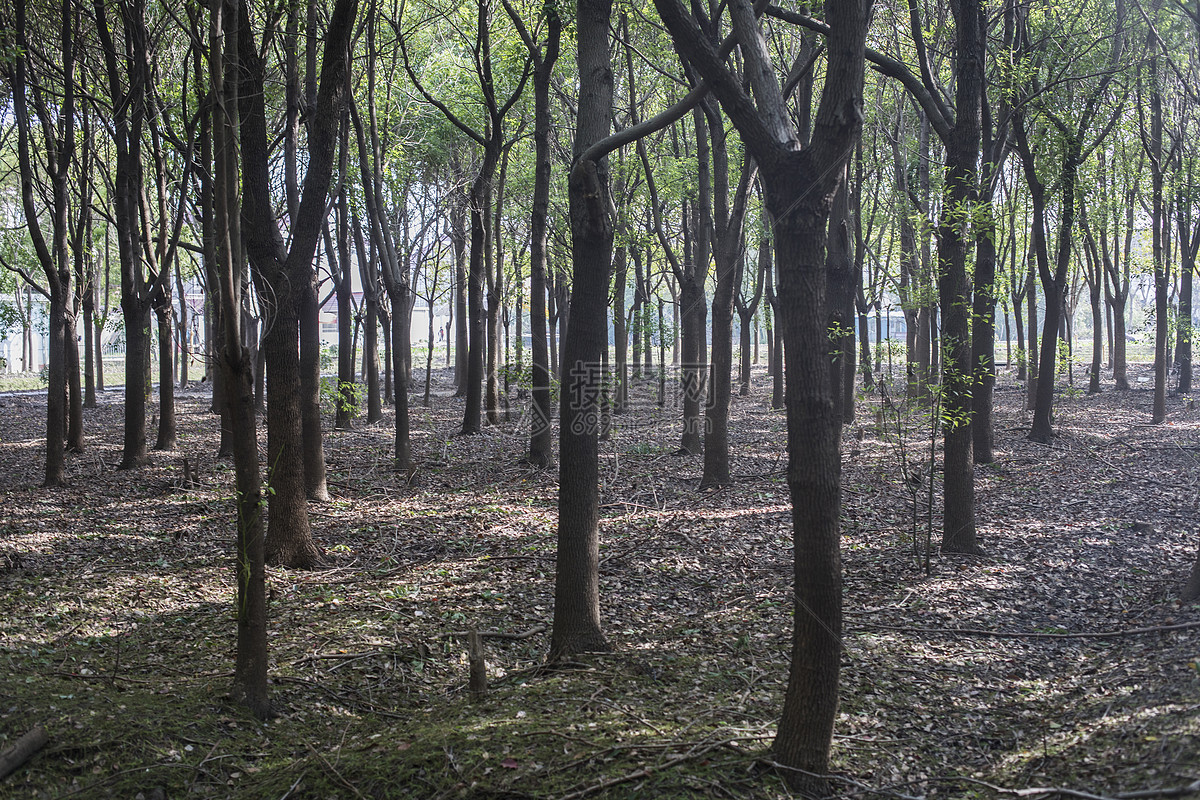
320,377,364,417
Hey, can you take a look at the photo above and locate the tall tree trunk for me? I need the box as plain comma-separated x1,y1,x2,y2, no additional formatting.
678,112,711,456
210,0,269,718
237,0,355,568
937,0,983,554
463,151,499,434
651,0,865,786
1177,183,1198,393
527,43,556,463
1149,46,1167,424
355,214,383,423
550,0,615,661
334,167,357,430
299,271,330,496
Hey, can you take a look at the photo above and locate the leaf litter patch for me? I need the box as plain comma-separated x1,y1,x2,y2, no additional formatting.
0,365,1198,799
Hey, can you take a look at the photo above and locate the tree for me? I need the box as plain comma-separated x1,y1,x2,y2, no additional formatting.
734,227,768,397
549,0,616,660
209,0,268,719
237,0,358,568
1012,0,1126,441
94,0,173,471
503,0,561,467
652,0,867,787
399,0,530,435
5,0,80,487
700,103,756,489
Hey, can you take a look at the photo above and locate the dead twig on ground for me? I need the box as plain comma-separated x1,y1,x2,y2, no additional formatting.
853,620,1200,639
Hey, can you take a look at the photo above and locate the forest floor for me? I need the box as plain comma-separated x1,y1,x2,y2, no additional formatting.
1,363,1198,800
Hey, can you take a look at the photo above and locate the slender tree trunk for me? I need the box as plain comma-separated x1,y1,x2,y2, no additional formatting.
83,289,96,408
1149,51,1167,423
739,310,753,396
335,178,356,430
612,245,629,414
210,0,269,717
388,286,411,470
298,271,330,496
463,152,498,434
380,303,393,405
1020,260,1035,411
452,199,469,394
154,304,176,449
826,176,854,422
972,204,998,463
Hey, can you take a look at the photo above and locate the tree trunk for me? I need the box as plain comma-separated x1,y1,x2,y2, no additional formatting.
452,198,469,394
738,310,753,396
154,304,176,450
463,155,498,434
380,303,393,405
650,0,865,786
335,191,356,430
120,306,151,469
936,0,982,554
550,0,614,661
83,289,97,408
298,273,330,497
388,287,411,470
612,245,629,414
236,0,355,567
826,176,854,423
210,1,269,717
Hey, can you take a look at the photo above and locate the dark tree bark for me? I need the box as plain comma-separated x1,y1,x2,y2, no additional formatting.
68,117,93,451
9,0,78,487
653,0,866,787
1177,166,1199,393
1026,256,1039,411
298,269,330,499
95,0,164,472
1081,211,1106,394
351,4,408,469
451,188,469,394
333,115,357,431
927,0,984,554
678,111,711,456
1107,167,1134,391
1146,43,1168,424
354,213,384,423
521,0,558,467
549,0,615,661
612,244,629,414
210,0,269,721
735,232,768,396
971,41,1013,464
701,105,756,489
237,0,357,568
766,280,783,410
826,174,855,423
631,250,644,379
